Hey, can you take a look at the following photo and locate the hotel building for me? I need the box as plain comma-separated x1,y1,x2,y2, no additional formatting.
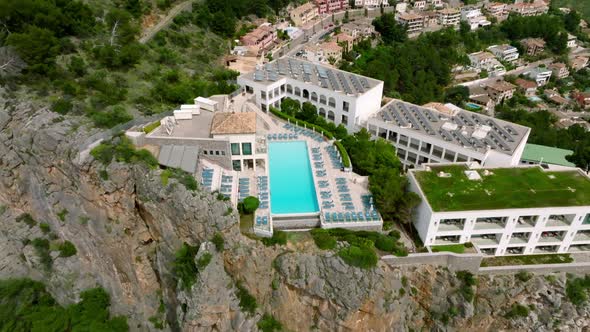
364,99,530,168
237,57,384,132
408,163,590,256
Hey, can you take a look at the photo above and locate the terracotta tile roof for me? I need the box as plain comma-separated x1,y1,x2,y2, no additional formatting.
486,80,517,92
210,112,257,135
515,78,537,89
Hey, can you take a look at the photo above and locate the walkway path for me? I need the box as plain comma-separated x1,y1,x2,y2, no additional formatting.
139,0,195,44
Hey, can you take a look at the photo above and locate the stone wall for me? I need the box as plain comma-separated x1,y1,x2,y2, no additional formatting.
479,262,590,275
382,252,483,273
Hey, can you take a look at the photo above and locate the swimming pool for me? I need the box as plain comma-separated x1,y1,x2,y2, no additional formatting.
465,102,482,110
268,141,319,214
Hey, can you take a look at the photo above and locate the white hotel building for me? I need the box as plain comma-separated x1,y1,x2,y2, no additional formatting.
364,100,530,168
408,163,590,256
237,57,384,132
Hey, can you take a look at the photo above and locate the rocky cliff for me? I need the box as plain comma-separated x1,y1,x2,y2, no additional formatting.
1,95,589,332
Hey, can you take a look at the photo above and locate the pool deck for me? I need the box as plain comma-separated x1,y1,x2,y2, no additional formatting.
197,100,382,236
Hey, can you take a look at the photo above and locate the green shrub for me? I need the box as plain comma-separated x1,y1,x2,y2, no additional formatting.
505,303,530,318
39,222,51,234
90,106,133,128
99,169,109,180
31,238,52,271
375,235,396,252
52,98,73,114
172,243,199,290
262,231,287,247
236,282,257,315
148,316,164,329
57,209,68,222
334,141,351,168
160,168,198,191
59,240,77,257
197,253,212,269
257,313,283,332
515,271,533,282
310,229,337,250
338,244,378,269
269,107,334,139
242,196,260,214
143,121,160,134
16,213,37,227
211,233,225,252
566,275,590,306
456,270,476,302
91,137,158,169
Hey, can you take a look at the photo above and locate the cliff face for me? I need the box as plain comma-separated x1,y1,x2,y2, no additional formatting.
1,96,589,332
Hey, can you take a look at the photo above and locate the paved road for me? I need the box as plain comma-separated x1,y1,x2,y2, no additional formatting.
139,0,194,44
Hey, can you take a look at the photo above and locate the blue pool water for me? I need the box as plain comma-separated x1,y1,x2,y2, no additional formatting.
268,141,319,214
465,102,482,110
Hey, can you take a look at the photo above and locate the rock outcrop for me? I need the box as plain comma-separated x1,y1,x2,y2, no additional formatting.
1,95,589,332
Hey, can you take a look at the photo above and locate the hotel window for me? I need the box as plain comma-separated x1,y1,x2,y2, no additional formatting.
232,160,242,171
261,104,267,111
444,150,456,162
421,142,431,154
410,138,420,151
311,92,318,102
407,152,417,164
261,91,266,99
295,87,301,96
203,151,208,155
328,97,336,108
341,115,348,125
215,151,220,155
398,135,408,146
231,143,240,155
387,131,397,142
274,87,279,97
281,84,285,93
320,95,327,105
397,148,406,160
417,156,429,165
242,143,252,155
286,84,293,94
456,154,468,162
432,146,443,158
343,101,349,112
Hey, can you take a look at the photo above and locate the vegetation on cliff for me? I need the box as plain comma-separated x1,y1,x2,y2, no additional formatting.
0,278,128,331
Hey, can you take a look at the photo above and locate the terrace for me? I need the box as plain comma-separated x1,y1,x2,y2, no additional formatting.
573,230,590,243
545,214,575,228
471,234,500,246
413,164,590,212
509,232,532,245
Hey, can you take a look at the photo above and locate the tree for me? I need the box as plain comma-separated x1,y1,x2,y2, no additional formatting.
0,46,25,77
242,196,260,214
280,97,300,116
300,102,318,122
444,85,469,105
6,26,60,73
564,10,581,33
372,13,407,44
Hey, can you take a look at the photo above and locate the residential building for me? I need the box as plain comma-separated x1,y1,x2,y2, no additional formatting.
573,92,590,109
431,0,444,9
485,80,517,103
461,6,491,30
354,0,390,7
520,38,545,56
304,41,343,64
334,33,355,52
468,51,505,76
413,0,426,10
365,99,530,168
408,163,590,256
422,11,440,28
240,25,277,51
485,2,508,21
314,0,348,14
438,8,461,28
488,44,519,62
515,78,538,97
396,13,425,34
237,57,384,131
507,1,549,17
571,56,589,71
341,21,376,40
544,89,570,107
567,33,578,48
467,86,496,111
520,143,576,169
524,67,553,86
549,62,570,79
290,2,319,27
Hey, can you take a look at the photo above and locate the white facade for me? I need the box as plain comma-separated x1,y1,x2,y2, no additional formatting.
355,0,389,7
237,58,384,132
524,67,553,86
488,44,519,62
365,100,530,169
408,164,590,256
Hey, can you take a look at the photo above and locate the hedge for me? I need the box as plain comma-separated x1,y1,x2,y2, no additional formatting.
269,107,334,139
143,121,161,134
334,140,351,168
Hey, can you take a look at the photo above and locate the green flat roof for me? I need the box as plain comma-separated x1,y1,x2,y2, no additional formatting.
413,165,590,212
521,143,575,167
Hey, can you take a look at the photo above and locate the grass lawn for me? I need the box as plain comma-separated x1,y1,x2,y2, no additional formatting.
481,253,574,267
431,243,469,254
552,0,590,21
414,165,590,211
